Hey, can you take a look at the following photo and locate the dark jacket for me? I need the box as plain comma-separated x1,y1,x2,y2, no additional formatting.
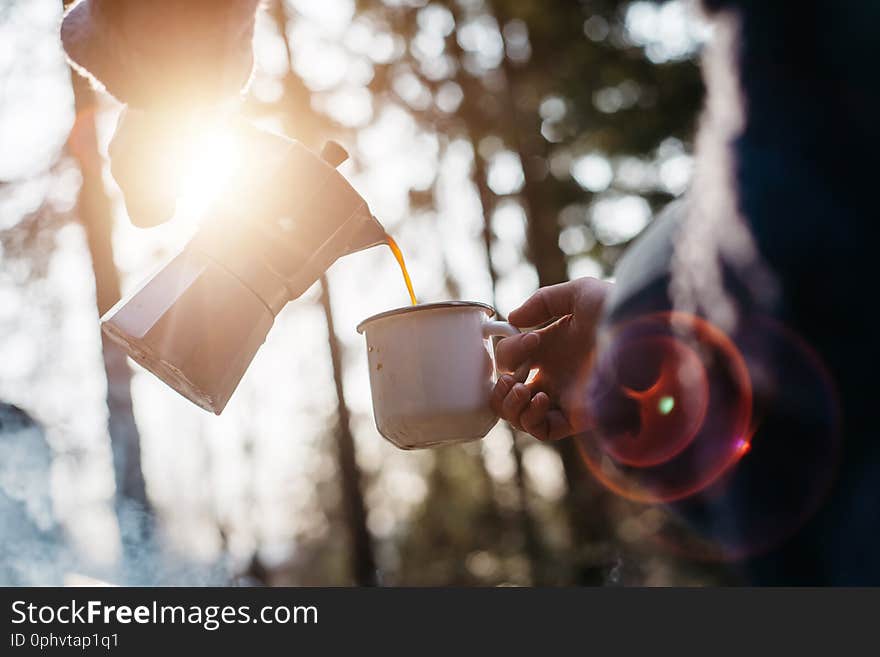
600,0,880,584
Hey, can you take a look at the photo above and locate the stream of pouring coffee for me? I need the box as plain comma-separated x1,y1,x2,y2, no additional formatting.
386,235,418,305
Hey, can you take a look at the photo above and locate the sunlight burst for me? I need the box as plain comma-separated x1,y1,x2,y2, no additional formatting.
173,124,242,222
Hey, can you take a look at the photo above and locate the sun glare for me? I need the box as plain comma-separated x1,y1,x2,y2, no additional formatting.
173,124,241,222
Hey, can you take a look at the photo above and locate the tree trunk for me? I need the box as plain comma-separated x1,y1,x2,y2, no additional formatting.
267,0,377,586
490,5,616,583
319,277,378,586
66,49,153,548
470,134,546,584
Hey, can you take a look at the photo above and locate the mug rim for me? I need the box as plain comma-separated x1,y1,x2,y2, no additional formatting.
356,301,495,333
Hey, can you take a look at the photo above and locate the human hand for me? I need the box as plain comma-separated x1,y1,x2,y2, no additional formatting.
490,277,611,441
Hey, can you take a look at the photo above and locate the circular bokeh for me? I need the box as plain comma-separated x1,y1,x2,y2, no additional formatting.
574,312,753,504
575,312,841,561
652,316,841,561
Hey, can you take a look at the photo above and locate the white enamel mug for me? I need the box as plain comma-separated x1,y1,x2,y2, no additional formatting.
357,302,519,449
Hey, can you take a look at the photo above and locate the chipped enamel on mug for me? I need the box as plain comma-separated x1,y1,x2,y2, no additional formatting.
357,302,519,449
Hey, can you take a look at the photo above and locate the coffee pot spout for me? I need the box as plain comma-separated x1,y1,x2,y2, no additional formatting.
317,141,387,255
279,206,388,300
345,213,389,255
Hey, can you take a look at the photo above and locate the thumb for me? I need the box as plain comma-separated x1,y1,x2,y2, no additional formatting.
508,280,579,327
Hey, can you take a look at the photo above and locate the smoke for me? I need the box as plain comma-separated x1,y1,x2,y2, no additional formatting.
0,403,233,586
110,498,231,586
0,403,74,585
670,9,779,333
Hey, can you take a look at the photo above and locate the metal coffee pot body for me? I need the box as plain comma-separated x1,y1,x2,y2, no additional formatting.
101,121,386,414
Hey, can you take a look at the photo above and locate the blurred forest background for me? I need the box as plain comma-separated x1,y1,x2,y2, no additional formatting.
0,0,737,585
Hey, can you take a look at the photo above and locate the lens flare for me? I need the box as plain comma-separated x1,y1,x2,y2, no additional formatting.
604,334,710,467
651,317,841,562
575,312,753,503
576,312,840,562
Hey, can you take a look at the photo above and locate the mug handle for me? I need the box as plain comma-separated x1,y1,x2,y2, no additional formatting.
482,320,519,340
482,321,532,382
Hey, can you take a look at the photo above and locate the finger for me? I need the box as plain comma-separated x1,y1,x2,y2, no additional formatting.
508,281,580,327
501,383,532,429
490,374,516,416
520,392,551,440
495,331,540,373
543,409,576,441
509,277,609,328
